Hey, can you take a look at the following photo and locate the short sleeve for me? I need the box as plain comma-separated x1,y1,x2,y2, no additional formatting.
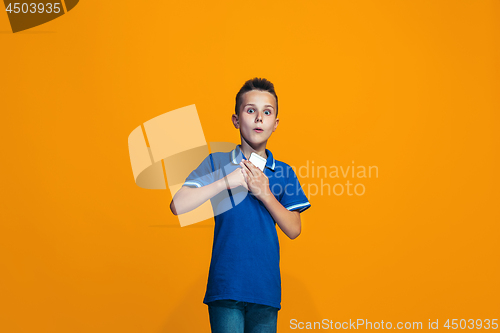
279,166,311,213
182,154,215,188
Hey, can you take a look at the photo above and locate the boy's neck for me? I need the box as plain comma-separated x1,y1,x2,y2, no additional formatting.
239,139,267,160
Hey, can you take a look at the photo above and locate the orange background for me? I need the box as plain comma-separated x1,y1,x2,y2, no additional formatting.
1,1,499,332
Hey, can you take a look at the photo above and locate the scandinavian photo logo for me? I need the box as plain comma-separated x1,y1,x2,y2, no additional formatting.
292,160,379,197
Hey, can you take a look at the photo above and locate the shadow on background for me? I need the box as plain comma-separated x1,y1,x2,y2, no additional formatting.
279,272,321,330
159,273,320,332
149,224,213,228
160,275,211,333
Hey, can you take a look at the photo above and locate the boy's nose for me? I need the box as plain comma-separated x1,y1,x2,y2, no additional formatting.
255,111,263,122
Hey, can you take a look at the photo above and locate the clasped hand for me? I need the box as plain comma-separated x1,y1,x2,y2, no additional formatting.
223,160,271,201
239,160,271,201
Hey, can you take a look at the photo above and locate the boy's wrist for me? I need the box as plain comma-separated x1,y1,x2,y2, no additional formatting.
259,190,275,205
216,178,228,193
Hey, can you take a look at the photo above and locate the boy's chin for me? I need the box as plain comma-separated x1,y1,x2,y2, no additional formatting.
242,135,272,147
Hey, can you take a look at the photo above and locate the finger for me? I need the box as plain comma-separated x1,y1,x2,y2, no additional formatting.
246,167,256,180
240,161,252,175
239,161,251,174
241,179,249,190
246,168,255,183
241,168,248,182
242,160,257,176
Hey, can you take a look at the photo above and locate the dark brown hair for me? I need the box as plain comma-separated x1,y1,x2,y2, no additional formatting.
235,77,278,117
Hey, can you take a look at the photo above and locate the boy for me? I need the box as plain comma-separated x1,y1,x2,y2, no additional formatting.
170,77,311,333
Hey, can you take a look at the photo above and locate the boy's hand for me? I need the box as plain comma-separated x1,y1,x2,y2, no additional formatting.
240,160,272,202
224,167,249,190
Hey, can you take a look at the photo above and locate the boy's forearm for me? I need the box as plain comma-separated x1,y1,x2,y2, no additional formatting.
261,194,301,239
170,179,226,215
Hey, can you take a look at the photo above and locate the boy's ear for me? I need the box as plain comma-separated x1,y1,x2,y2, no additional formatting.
272,118,279,132
232,114,239,129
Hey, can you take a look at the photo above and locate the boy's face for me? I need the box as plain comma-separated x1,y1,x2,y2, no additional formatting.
232,90,279,147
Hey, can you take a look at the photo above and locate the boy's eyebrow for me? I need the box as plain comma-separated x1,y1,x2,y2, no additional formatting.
245,103,275,110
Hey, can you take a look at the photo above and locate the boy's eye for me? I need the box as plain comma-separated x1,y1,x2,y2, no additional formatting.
264,110,271,115
247,108,255,113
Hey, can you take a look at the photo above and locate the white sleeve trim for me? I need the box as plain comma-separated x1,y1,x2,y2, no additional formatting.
183,181,202,188
285,202,311,212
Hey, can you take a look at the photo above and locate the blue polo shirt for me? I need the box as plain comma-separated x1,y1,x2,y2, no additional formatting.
182,145,311,310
